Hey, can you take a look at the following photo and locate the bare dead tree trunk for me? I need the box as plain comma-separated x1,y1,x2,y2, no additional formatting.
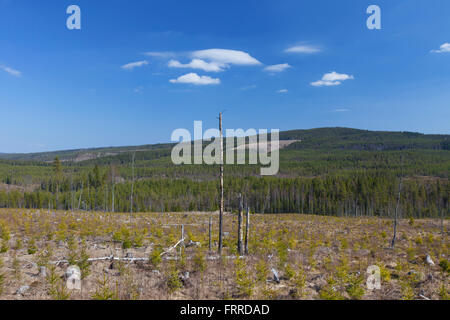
438,199,442,236
209,216,212,252
56,184,59,211
245,206,250,255
104,184,108,212
218,112,224,255
111,171,115,213
70,175,74,213
87,180,90,211
130,152,135,218
181,225,185,252
441,200,447,238
237,193,243,255
391,179,403,249
77,181,83,210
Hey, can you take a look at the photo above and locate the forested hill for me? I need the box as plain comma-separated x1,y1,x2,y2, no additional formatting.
0,143,174,162
0,127,448,217
0,127,449,162
280,127,449,151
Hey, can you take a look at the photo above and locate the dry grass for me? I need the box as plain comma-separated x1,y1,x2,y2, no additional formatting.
0,208,448,300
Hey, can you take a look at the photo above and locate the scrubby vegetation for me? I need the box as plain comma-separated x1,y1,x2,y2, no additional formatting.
0,208,447,300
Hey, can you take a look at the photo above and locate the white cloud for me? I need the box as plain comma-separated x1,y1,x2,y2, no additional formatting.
285,45,320,54
168,59,226,72
311,80,341,87
169,73,220,85
134,86,143,94
322,72,354,82
264,63,291,73
1,65,21,77
191,49,261,66
277,89,288,93
241,84,257,91
333,108,350,112
311,71,354,87
121,60,149,70
431,43,450,53
144,51,176,58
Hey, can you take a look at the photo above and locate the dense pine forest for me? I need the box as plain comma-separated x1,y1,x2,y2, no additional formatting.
0,128,448,218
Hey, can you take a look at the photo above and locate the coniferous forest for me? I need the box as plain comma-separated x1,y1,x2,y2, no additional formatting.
0,128,448,218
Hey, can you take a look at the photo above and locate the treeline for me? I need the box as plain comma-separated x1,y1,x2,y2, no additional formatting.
0,172,448,219
2,148,449,188
0,127,449,218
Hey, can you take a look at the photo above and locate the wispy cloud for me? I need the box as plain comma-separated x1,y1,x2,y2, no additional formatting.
431,43,450,53
121,60,149,70
169,73,220,85
146,49,261,76
133,86,144,94
241,84,257,91
144,51,176,58
277,89,288,93
311,71,354,87
1,65,22,77
285,44,321,54
311,80,341,87
333,108,350,112
191,49,261,66
264,63,291,73
168,59,226,72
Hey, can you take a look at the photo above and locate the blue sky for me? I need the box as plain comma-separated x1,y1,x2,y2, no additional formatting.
0,0,449,153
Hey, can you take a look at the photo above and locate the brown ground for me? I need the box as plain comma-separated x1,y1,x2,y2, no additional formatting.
0,209,448,300
0,183,39,193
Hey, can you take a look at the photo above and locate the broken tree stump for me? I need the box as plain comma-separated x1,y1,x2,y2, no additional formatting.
245,207,250,255
237,194,244,255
